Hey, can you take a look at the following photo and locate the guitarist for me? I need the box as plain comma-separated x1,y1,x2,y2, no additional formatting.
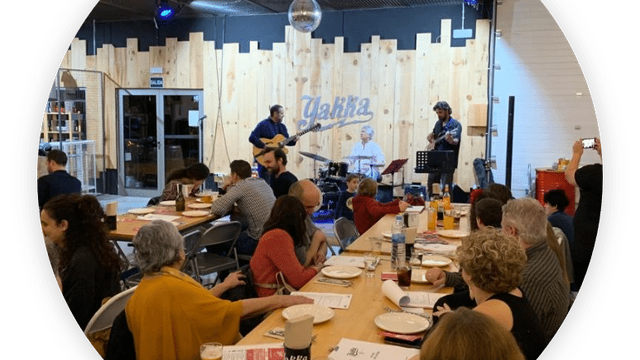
249,105,298,182
426,101,462,196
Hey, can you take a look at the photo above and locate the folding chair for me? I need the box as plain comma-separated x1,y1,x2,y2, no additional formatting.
190,221,242,285
84,286,137,336
333,217,360,254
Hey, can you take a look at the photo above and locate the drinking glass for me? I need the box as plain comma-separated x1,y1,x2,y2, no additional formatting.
369,237,382,256
397,265,412,289
364,253,376,278
427,207,437,231
200,342,222,360
443,209,454,230
410,249,423,270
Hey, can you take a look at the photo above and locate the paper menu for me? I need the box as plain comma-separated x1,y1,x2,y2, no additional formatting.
328,338,419,360
405,206,425,213
323,255,365,269
381,280,447,308
291,292,353,309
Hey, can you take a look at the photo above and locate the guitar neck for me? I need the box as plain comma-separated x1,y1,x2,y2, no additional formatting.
282,124,319,146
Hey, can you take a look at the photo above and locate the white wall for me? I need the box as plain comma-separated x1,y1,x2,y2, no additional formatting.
490,0,601,197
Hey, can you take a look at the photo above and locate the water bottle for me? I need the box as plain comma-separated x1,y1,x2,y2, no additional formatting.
391,215,406,270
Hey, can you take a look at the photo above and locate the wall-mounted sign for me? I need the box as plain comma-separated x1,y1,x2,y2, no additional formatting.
298,95,374,132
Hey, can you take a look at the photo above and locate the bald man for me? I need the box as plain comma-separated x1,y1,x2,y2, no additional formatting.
288,180,328,266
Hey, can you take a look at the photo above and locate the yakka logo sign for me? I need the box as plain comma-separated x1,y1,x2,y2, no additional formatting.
297,95,374,132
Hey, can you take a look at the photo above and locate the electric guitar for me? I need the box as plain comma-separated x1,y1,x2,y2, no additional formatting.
253,123,321,166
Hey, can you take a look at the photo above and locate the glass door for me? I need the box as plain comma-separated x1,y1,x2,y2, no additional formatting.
118,89,203,197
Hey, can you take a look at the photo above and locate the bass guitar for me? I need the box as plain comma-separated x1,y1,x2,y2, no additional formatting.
253,123,321,166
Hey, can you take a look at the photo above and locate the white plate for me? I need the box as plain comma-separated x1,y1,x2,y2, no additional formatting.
159,200,175,206
321,265,362,279
128,208,155,215
182,210,210,217
382,232,392,238
437,229,470,238
196,191,218,197
374,312,431,334
188,202,212,209
421,255,452,267
282,304,334,324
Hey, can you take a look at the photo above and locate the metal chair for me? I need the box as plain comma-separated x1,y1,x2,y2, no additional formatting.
190,221,242,285
333,217,360,254
84,286,137,336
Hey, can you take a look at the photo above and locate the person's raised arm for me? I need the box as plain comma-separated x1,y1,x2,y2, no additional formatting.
564,140,583,187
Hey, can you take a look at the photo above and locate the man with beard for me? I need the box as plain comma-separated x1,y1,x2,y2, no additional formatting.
263,148,298,198
426,101,462,196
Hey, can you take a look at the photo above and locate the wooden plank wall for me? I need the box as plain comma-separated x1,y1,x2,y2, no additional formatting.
53,20,489,191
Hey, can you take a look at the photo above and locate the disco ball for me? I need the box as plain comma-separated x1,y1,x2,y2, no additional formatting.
288,0,322,33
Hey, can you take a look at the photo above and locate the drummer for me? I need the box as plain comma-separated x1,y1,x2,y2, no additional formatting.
347,125,385,181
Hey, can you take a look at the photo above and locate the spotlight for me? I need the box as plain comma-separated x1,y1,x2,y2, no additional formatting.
156,1,176,21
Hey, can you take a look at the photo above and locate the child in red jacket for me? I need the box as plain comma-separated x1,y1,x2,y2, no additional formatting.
352,178,410,234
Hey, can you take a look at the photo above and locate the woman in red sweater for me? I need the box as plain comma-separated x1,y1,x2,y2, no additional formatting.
352,178,410,234
250,196,324,297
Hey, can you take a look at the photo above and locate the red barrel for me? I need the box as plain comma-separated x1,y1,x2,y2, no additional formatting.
535,168,576,216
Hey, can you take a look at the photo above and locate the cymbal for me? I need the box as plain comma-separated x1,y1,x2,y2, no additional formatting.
299,151,330,162
344,155,373,160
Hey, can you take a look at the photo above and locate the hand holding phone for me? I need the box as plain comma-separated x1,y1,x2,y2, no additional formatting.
581,138,596,149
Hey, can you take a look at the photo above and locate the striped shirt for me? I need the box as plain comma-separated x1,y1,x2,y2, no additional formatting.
521,240,570,341
210,177,275,240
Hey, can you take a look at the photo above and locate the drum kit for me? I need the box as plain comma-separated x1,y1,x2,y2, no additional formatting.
299,151,383,191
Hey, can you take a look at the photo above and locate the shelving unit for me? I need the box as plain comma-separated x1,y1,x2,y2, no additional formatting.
42,87,96,194
41,88,86,143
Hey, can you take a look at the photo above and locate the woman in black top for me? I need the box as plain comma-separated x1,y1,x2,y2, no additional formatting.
434,227,547,360
565,138,603,290
41,194,124,330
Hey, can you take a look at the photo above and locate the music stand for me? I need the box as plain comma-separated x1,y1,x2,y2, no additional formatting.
381,159,409,197
415,150,455,173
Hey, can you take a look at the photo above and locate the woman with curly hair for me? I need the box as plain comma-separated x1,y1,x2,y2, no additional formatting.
41,194,123,329
433,227,547,360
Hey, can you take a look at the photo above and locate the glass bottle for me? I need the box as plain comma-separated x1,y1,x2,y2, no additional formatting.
175,183,186,212
443,184,451,210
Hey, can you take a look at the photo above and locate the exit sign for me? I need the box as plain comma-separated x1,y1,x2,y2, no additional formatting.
150,77,164,88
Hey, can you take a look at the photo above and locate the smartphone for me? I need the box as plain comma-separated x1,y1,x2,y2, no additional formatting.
383,336,424,349
581,138,596,149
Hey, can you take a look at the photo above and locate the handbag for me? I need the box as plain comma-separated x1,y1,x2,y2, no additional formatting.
255,271,297,295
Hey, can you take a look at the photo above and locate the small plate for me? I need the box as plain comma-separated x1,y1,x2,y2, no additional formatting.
421,255,452,267
188,202,211,209
128,208,155,215
159,200,175,206
437,229,470,238
321,265,362,279
196,191,218,197
182,210,210,217
282,304,334,324
374,312,430,334
382,232,392,238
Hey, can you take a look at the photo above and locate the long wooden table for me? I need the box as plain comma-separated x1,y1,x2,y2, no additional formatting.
347,203,471,254
108,197,218,241
237,206,471,357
